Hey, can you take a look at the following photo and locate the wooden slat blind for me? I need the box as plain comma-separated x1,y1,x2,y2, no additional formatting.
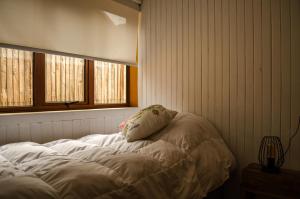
94,61,126,104
45,54,84,103
0,47,33,107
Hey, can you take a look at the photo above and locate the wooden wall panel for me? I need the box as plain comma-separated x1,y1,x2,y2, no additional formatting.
236,0,246,165
171,0,178,110
182,0,189,112
0,108,138,145
221,0,230,147
176,0,183,112
139,0,300,171
290,0,300,169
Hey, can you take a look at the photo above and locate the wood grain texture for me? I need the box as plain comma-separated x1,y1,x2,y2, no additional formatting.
45,54,84,103
242,163,300,199
94,61,126,104
0,48,32,107
139,0,300,170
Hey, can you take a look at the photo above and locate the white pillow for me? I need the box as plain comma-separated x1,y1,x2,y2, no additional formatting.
122,105,177,142
150,112,236,172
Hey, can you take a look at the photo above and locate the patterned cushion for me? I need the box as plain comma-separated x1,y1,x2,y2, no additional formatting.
122,105,177,142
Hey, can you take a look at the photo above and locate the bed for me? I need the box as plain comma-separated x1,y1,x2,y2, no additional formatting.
0,112,235,199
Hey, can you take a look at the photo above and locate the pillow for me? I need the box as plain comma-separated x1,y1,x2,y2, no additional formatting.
119,120,127,131
149,112,236,172
149,112,223,152
122,105,177,142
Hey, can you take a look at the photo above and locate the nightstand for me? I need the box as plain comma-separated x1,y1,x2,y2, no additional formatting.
241,163,300,199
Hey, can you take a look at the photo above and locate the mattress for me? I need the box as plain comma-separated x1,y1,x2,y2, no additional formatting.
0,112,235,199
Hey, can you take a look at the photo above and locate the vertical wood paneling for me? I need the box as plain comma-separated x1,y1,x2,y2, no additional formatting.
271,0,282,137
195,0,202,115
208,0,216,121
41,122,53,143
156,0,162,105
95,118,105,134
0,126,6,145
161,0,167,107
139,0,300,170
188,0,195,112
166,0,172,107
201,0,209,116
72,119,82,139
31,123,42,143
222,0,231,145
236,0,246,165
215,0,223,133
150,0,156,105
145,0,151,106
176,0,183,112
62,120,73,139
253,0,263,162
19,123,30,142
89,118,97,133
0,108,138,145
262,0,272,142
182,0,189,112
139,2,145,107
6,125,19,144
290,0,300,169
52,121,62,140
80,119,90,137
171,0,178,110
104,117,110,133
245,0,254,165
229,0,238,155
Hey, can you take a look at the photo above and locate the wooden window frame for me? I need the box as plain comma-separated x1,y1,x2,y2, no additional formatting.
0,52,130,113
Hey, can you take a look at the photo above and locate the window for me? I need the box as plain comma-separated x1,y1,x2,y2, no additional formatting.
94,61,126,104
0,46,135,113
45,54,85,103
0,47,33,107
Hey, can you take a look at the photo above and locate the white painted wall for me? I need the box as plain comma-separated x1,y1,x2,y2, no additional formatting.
0,108,138,145
139,0,300,196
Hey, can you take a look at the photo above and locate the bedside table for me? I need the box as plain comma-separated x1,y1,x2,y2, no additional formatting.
241,163,300,199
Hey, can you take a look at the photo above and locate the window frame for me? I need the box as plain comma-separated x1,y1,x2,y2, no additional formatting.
0,52,131,113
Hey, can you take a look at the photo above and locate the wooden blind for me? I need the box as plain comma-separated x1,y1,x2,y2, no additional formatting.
0,48,33,107
94,61,126,104
45,54,84,103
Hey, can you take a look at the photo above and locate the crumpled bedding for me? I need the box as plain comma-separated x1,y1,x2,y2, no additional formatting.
0,113,236,199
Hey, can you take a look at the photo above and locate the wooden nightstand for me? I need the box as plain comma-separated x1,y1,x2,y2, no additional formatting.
241,163,300,199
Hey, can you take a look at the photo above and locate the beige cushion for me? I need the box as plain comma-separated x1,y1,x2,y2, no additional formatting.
122,105,177,142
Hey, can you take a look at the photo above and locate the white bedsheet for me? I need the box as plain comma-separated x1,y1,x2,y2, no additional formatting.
0,113,235,199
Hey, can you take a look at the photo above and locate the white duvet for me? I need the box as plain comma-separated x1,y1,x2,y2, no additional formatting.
0,113,235,199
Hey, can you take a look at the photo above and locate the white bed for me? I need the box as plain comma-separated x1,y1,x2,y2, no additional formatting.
0,112,235,199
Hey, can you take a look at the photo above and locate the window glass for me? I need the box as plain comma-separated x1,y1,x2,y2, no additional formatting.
45,54,85,103
94,61,126,104
0,47,33,107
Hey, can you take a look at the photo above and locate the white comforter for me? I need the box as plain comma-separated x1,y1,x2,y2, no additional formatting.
0,113,235,199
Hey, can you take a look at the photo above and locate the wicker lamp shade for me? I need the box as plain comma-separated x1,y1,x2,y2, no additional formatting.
258,136,284,173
